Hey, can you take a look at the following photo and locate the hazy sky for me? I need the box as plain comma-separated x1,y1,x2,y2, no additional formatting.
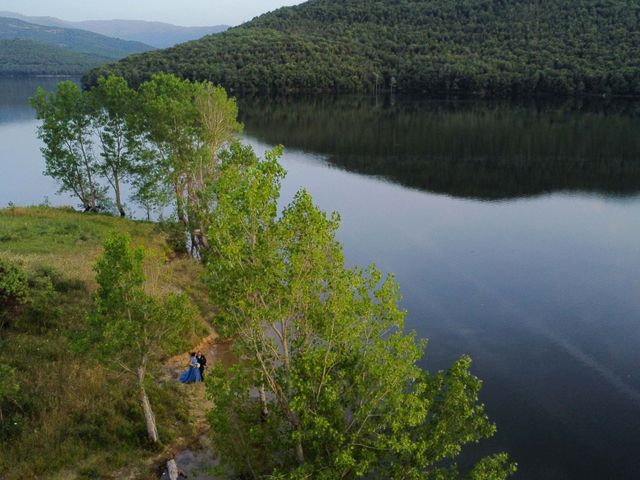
0,0,306,26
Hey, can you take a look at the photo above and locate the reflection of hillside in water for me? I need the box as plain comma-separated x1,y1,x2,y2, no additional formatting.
0,77,77,125
240,96,640,200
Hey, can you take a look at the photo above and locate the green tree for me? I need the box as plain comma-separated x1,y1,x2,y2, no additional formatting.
90,75,142,217
190,82,243,250
86,233,197,443
137,73,201,228
204,145,516,479
31,81,106,211
129,160,172,221
137,74,242,254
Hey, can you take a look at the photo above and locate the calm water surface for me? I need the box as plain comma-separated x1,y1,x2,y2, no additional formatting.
1,79,639,479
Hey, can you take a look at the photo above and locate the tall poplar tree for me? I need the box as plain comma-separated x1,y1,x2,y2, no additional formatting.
90,75,142,217
31,81,105,212
204,145,516,479
137,74,242,253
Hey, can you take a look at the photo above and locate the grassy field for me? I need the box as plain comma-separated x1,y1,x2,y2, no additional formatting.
0,207,212,479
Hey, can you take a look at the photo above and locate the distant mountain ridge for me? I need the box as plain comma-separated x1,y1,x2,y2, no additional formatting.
0,16,153,59
0,11,228,48
84,0,640,97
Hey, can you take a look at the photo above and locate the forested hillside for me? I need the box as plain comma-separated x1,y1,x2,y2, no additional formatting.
0,16,152,60
85,0,640,97
0,39,104,75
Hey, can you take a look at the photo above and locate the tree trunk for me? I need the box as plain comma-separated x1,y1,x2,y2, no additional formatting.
78,135,97,211
280,326,304,463
259,384,269,418
138,364,159,443
174,180,187,227
114,172,125,217
295,433,305,465
166,459,179,480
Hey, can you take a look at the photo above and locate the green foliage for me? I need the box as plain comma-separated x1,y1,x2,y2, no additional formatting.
90,75,142,216
32,72,242,245
90,233,196,365
468,454,518,480
31,81,107,212
136,73,243,252
85,0,640,97
157,219,190,255
203,143,286,338
0,257,28,316
31,76,150,216
0,207,198,478
0,257,30,331
197,82,243,153
204,145,515,478
84,232,198,444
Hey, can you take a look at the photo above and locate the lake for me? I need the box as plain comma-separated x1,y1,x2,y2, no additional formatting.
1,78,640,479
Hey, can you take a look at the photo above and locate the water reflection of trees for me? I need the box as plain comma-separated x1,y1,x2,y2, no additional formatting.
240,96,640,199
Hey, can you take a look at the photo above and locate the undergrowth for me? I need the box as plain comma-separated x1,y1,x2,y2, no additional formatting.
0,207,210,479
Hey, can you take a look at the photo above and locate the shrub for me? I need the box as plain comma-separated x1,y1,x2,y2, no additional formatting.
0,258,29,324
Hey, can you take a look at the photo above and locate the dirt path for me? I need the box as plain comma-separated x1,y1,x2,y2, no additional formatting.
156,336,235,479
115,335,235,480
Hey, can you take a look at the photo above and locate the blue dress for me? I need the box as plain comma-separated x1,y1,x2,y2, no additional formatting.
179,356,202,383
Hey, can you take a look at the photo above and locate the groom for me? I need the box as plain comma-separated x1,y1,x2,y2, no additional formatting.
196,351,207,380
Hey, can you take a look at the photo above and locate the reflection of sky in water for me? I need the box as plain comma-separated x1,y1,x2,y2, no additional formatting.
0,117,76,207
1,80,640,479
0,77,77,208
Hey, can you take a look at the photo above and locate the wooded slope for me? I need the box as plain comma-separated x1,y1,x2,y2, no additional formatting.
85,0,640,97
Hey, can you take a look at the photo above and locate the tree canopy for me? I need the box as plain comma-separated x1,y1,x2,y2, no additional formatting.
31,73,242,237
84,233,197,443
202,144,516,479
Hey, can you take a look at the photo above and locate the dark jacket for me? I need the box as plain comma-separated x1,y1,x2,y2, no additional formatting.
196,354,207,371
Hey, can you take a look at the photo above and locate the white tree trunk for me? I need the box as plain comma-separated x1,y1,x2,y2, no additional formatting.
167,459,179,480
138,364,159,443
259,384,269,417
295,439,305,465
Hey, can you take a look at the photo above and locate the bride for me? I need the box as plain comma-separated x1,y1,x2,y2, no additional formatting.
179,352,202,383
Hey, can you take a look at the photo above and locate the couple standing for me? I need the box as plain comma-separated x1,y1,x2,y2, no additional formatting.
179,351,207,384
